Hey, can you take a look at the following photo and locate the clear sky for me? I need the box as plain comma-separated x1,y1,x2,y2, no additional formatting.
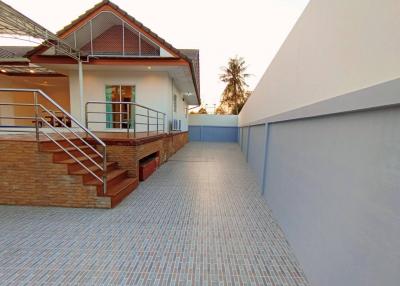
2,0,309,105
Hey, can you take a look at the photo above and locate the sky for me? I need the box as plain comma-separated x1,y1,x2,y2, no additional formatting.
2,0,309,106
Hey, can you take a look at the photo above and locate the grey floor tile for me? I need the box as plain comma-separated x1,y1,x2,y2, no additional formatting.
0,142,308,286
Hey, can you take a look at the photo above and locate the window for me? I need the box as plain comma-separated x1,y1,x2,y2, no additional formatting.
105,85,135,128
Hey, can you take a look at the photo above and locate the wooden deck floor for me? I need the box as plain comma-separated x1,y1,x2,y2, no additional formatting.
0,131,167,142
0,130,187,147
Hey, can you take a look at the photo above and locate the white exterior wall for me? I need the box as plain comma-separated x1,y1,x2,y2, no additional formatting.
68,69,189,132
239,0,400,125
188,115,238,127
171,80,189,131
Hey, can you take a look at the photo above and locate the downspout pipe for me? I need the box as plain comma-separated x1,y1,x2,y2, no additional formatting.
78,60,84,123
171,78,174,132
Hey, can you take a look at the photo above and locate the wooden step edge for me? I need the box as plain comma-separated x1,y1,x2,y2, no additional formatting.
42,145,93,153
84,169,128,186
55,153,101,164
81,163,120,184
106,177,139,197
69,161,117,175
39,138,89,150
108,178,139,208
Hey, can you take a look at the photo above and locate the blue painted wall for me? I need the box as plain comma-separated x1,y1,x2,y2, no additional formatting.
241,127,249,154
240,105,400,286
264,107,400,286
189,125,238,142
247,125,266,186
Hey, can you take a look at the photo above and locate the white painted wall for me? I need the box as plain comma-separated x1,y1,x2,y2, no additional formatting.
188,114,238,127
67,69,189,132
172,80,189,131
239,0,400,125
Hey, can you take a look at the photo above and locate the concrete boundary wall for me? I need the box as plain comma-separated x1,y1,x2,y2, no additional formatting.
189,114,238,126
189,115,238,142
239,0,400,126
238,79,400,286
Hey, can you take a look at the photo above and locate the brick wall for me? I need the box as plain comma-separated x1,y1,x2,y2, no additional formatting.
105,145,136,177
106,139,164,178
0,132,188,208
170,132,189,154
0,141,111,208
106,132,188,178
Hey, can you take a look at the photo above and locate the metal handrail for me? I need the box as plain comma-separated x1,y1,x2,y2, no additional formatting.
39,113,103,171
85,100,166,137
39,104,103,159
86,100,166,115
40,120,103,182
0,88,108,194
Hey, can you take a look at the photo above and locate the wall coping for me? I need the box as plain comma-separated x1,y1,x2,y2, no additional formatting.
239,77,400,127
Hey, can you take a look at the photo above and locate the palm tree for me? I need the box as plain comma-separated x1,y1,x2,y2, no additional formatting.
197,107,208,114
220,56,250,115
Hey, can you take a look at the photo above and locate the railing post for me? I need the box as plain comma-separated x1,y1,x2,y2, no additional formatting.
127,103,130,138
133,104,136,138
84,102,89,139
163,114,165,133
156,111,159,134
147,109,150,136
85,102,88,129
33,91,40,143
103,145,107,195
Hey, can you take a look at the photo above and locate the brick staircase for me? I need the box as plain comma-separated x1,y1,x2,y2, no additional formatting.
40,138,138,207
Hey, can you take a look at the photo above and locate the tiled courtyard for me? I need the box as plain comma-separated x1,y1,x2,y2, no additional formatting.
0,142,308,285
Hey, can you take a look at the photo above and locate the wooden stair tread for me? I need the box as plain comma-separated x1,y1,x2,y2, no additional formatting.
37,136,148,208
58,153,100,164
106,178,138,197
70,161,117,175
39,138,91,150
85,169,127,186
44,145,93,153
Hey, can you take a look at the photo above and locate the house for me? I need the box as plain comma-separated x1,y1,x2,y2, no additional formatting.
0,0,200,208
0,0,200,131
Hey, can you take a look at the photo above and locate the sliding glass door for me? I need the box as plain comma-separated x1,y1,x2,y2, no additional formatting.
105,85,135,128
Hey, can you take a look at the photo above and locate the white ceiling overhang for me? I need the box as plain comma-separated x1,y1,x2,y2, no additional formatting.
38,63,199,105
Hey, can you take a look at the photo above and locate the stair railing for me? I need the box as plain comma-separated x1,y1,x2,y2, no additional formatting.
0,88,107,194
